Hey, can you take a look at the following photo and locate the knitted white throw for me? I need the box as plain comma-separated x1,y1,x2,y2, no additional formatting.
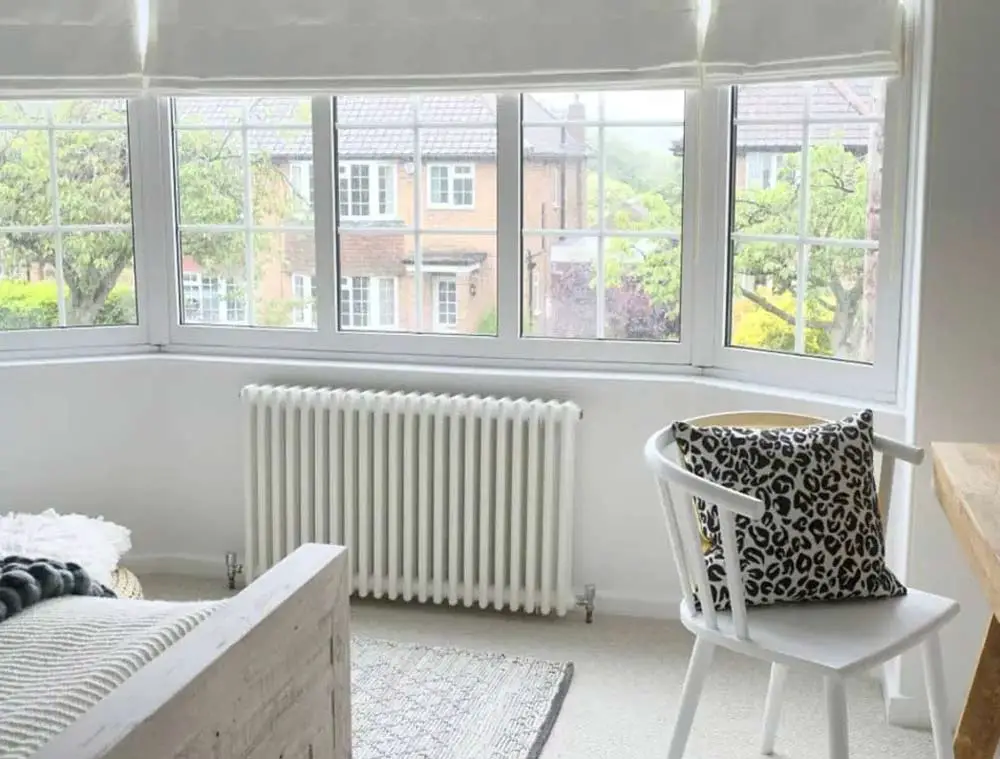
0,595,223,759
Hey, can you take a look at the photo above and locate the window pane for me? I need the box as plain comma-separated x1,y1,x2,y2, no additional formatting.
729,80,884,363
0,100,136,330
729,242,802,353
808,126,877,241
338,231,407,331
377,277,396,327
434,276,458,331
174,97,316,330
336,95,498,335
523,91,684,341
604,236,680,341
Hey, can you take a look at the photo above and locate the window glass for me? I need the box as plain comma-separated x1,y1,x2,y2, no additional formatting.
0,100,136,330
521,91,684,342
335,94,497,335
173,97,315,329
729,79,886,363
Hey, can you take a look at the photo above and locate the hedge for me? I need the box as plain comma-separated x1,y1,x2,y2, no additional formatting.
0,280,136,329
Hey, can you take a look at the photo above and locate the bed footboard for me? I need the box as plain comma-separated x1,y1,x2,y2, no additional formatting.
31,543,351,759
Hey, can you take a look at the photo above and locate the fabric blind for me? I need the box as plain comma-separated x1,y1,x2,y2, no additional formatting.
0,1,143,94
145,0,700,93
702,0,906,85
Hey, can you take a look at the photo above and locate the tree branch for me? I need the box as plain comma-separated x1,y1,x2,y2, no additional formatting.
739,287,834,330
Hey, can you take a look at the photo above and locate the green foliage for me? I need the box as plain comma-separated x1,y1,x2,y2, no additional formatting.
730,287,831,355
596,128,876,358
0,280,135,330
0,100,292,326
592,161,685,325
476,308,497,335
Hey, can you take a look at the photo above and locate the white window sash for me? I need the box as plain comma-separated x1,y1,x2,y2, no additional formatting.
339,161,396,219
427,163,475,209
0,73,914,402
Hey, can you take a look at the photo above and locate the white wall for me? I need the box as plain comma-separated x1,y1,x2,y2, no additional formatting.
889,0,1000,729
0,355,905,618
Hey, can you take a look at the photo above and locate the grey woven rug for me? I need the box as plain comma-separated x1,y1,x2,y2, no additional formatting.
352,637,574,758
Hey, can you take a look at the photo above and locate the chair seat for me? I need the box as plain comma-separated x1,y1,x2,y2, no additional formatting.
681,589,959,676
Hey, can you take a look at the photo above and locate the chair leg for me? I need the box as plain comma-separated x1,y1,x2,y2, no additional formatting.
824,676,849,759
761,662,788,755
922,632,955,759
668,637,716,759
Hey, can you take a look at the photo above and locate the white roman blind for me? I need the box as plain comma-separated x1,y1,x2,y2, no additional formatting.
145,0,700,92
0,0,143,93
702,0,906,84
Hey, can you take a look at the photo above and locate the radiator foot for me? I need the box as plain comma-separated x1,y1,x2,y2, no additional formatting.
577,584,596,623
225,551,244,590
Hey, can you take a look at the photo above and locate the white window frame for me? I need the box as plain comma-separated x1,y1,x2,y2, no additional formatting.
0,99,145,355
433,275,458,331
288,160,313,210
427,163,476,209
291,272,315,327
692,78,910,400
339,275,397,330
744,151,785,190
182,271,246,325
338,161,396,220
0,50,921,404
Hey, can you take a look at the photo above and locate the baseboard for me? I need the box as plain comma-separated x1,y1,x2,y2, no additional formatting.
126,553,224,579
589,590,679,620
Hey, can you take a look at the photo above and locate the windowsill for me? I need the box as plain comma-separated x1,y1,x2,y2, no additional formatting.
0,346,905,414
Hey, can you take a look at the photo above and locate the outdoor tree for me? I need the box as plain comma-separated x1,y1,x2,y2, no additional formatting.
579,139,685,341
593,81,882,359
0,100,293,327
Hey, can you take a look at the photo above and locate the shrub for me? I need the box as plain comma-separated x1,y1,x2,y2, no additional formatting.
0,280,136,329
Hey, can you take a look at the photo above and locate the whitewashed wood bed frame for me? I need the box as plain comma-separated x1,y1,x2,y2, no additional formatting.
30,543,351,759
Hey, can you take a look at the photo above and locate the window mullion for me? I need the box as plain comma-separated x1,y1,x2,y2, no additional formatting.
496,94,520,343
312,95,336,339
794,85,813,354
129,96,175,347
689,88,730,369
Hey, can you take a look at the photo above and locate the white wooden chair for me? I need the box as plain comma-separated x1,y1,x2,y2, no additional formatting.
643,411,960,759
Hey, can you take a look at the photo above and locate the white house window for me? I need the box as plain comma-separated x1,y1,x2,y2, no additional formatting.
340,276,397,329
182,272,245,324
338,162,396,219
288,160,314,214
428,164,475,208
745,152,787,190
291,272,316,327
434,276,458,330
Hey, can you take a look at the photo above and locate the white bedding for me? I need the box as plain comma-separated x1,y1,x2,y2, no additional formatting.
0,596,224,759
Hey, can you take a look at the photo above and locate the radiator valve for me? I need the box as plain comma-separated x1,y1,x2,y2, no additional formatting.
576,584,597,624
224,551,244,590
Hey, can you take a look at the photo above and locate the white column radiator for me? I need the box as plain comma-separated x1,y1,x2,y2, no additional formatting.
241,384,581,616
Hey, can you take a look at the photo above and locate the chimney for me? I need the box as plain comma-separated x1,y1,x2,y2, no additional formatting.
566,96,585,145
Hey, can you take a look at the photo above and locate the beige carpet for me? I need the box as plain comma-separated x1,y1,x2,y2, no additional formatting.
140,574,937,759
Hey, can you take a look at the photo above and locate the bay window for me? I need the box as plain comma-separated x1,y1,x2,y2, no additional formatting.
0,0,921,401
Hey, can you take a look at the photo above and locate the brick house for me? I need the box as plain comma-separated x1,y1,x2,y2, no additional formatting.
733,80,874,190
180,95,587,333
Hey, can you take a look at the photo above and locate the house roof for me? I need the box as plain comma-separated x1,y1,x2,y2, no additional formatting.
735,80,877,151
174,95,587,161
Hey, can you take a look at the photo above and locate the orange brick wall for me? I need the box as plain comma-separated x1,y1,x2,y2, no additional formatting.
253,156,586,332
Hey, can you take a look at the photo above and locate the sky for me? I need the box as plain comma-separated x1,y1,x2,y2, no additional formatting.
531,90,686,123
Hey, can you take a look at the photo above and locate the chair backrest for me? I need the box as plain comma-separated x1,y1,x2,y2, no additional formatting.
644,411,923,642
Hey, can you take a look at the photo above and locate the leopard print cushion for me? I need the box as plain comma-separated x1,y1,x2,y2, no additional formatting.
673,409,906,612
